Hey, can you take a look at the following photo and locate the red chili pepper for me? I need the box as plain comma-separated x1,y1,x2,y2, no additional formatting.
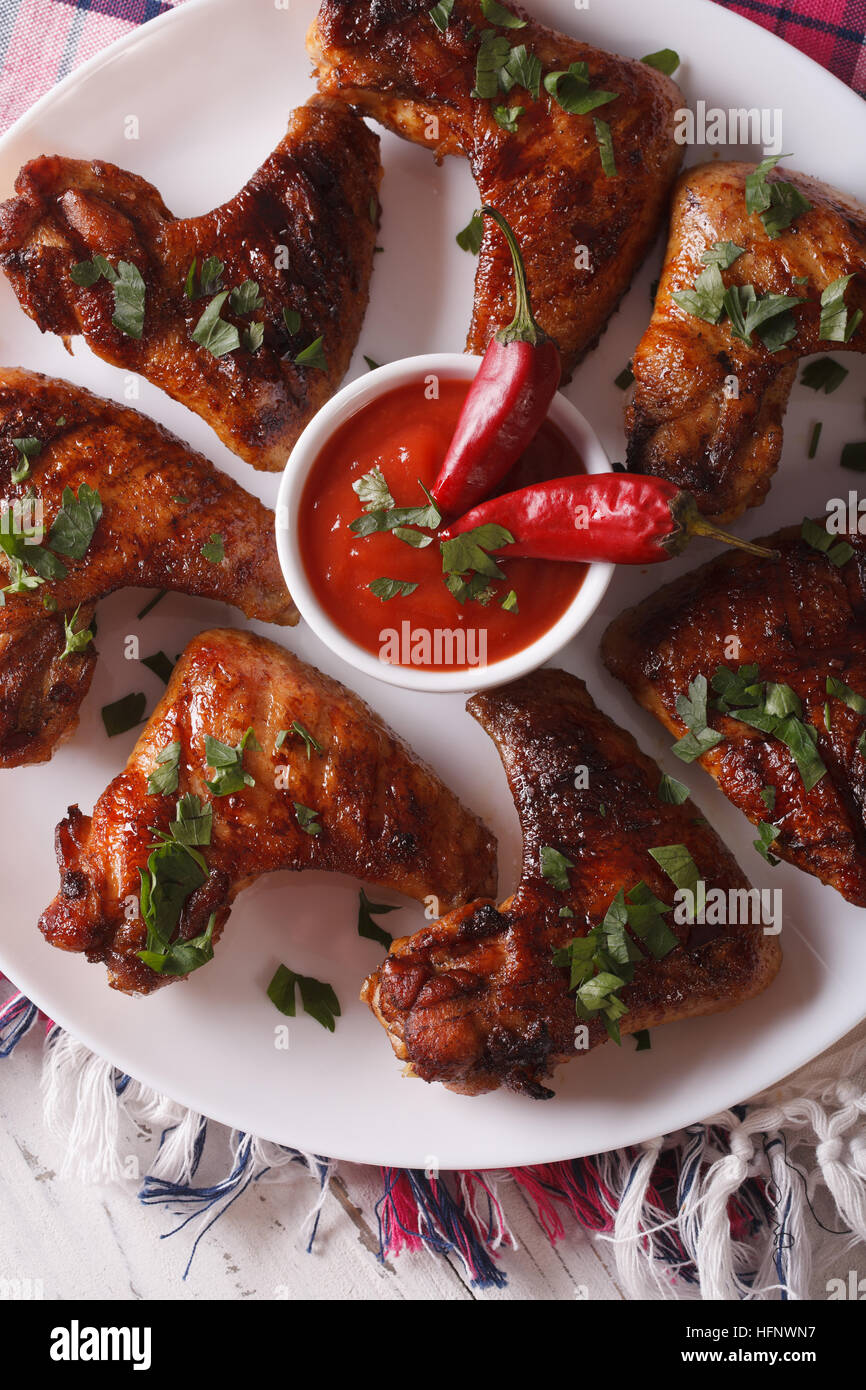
431,206,561,518
439,473,780,564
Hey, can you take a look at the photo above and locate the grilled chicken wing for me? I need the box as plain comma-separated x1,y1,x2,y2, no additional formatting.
0,99,380,470
309,0,683,378
0,369,296,768
39,628,497,995
364,670,780,1097
603,522,866,905
627,162,866,522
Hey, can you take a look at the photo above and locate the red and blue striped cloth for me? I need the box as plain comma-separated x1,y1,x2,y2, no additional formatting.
0,0,863,134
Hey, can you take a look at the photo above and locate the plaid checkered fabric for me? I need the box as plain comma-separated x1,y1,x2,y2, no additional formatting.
714,0,866,93
0,0,863,135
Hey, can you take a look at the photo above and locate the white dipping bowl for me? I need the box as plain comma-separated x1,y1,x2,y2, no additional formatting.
275,353,614,694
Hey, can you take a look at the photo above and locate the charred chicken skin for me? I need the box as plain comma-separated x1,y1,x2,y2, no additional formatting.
603,522,866,905
308,0,683,378
0,369,296,768
0,98,381,470
627,162,866,522
364,670,780,1098
39,629,497,995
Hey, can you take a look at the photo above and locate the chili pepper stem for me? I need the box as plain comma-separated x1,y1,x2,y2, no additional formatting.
671,494,779,559
481,205,547,348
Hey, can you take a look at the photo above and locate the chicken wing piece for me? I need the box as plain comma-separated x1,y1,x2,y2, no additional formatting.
627,162,866,522
0,98,380,470
0,369,296,768
39,628,497,995
308,0,683,378
603,521,866,905
364,670,780,1097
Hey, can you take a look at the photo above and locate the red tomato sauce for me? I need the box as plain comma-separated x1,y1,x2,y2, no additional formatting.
298,378,587,671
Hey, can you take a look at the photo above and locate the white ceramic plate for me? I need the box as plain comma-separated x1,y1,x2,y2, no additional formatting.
1,0,864,1169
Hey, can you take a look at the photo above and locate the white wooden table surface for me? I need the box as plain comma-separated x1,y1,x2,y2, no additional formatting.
0,1027,626,1301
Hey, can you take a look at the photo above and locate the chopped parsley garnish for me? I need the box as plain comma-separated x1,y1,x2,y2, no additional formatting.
457,210,485,254
185,256,225,299
472,31,513,100
440,522,513,581
137,589,167,620
640,49,680,75
364,355,381,371
706,661,827,792
282,307,302,336
614,365,634,389
142,650,174,685
192,290,240,357
48,483,103,559
501,588,519,613
243,322,264,354
648,844,703,916
633,1029,652,1052
701,241,745,268
445,572,496,605
293,336,328,371
136,795,215,976
429,0,455,31
368,577,419,601
593,118,617,178
801,517,853,567
267,963,340,1031
671,674,725,762
841,442,866,472
480,0,526,27
540,845,574,892
11,436,41,484
754,821,780,866
147,740,182,796
818,274,863,344
553,874,679,1045
744,155,812,238
826,675,866,716
671,268,801,349
294,802,322,835
60,605,93,661
800,356,848,394
658,773,690,805
543,62,618,115
351,481,441,541
672,263,726,324
101,691,147,738
723,284,800,351
204,726,260,796
503,44,542,98
493,105,524,133
357,889,399,949
760,785,776,816
808,422,823,459
228,279,263,315
70,255,147,338
201,533,225,564
170,793,213,848
288,720,323,760
353,464,395,513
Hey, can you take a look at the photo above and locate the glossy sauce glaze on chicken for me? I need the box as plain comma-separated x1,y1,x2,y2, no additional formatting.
39,629,497,994
365,670,780,1097
309,0,683,378
0,98,381,469
0,369,296,768
627,162,866,522
603,522,866,905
